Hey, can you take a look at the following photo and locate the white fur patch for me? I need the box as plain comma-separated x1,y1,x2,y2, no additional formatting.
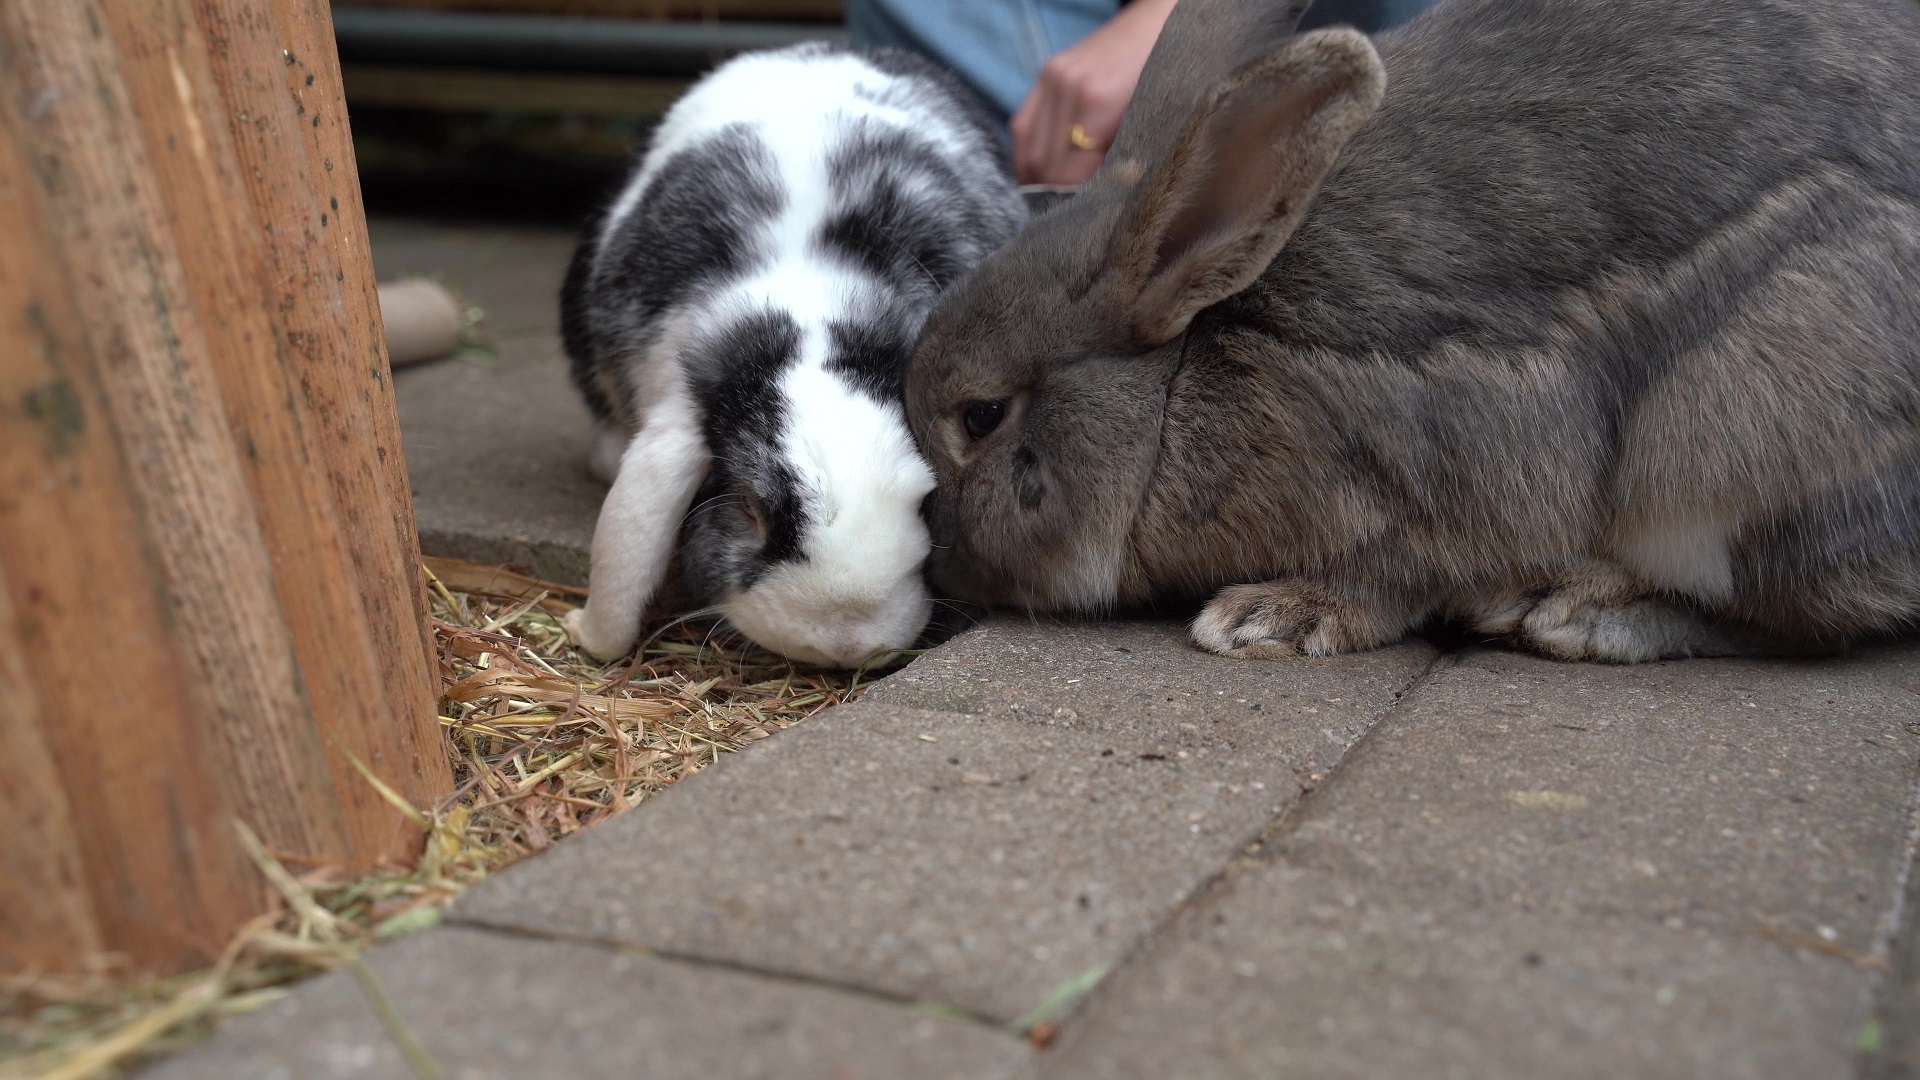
718,312,937,668
587,424,625,484
1050,541,1125,613
1617,516,1735,604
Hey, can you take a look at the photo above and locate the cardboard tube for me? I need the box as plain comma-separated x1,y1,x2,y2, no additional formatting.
378,278,463,368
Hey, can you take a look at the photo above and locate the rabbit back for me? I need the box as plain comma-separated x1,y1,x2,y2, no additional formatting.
905,0,1920,661
1140,0,1920,643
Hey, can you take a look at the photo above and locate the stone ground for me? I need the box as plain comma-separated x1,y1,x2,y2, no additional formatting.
141,219,1920,1078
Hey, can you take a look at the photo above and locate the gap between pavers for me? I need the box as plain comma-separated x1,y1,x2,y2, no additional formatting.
453,620,1438,1026
1863,642,1920,1079
1030,643,1920,1080
137,924,1031,1080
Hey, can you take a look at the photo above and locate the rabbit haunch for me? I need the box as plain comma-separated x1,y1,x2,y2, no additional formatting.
561,44,1023,665
906,0,1920,663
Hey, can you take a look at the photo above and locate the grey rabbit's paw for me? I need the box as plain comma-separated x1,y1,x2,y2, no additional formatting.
1511,566,1757,663
1191,580,1403,659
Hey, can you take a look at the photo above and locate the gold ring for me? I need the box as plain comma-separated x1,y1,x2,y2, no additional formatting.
1067,123,1101,151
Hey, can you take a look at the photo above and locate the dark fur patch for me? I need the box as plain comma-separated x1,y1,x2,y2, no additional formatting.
820,129,980,292
603,125,782,325
681,310,808,589
825,309,915,402
559,225,615,423
562,125,784,429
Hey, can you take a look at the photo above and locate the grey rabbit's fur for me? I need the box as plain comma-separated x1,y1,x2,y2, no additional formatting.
906,0,1920,662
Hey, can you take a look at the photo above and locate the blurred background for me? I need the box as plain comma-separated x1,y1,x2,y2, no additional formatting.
338,1,846,223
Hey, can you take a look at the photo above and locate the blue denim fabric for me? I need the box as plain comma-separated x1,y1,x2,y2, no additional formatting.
847,0,1122,119
846,0,1441,125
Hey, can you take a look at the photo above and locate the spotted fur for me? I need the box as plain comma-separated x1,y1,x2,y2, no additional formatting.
562,43,1025,666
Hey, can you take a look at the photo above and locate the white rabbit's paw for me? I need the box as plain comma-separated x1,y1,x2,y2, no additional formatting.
562,604,635,662
1192,580,1387,659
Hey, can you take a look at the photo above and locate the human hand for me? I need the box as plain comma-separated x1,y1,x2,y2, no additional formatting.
1010,0,1180,186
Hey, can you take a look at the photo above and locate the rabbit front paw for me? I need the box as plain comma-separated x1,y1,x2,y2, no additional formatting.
1495,563,1750,663
1191,580,1398,659
1518,590,1743,663
562,604,636,662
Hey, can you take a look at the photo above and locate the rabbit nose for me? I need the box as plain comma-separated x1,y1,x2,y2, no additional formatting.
926,544,986,605
825,637,883,669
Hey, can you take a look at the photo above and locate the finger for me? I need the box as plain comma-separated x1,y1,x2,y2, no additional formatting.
1025,61,1078,184
1056,143,1103,186
1010,95,1042,182
1054,82,1124,185
1050,70,1107,185
1036,68,1098,180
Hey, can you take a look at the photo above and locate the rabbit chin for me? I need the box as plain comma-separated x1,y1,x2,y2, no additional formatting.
927,537,1124,615
720,566,932,669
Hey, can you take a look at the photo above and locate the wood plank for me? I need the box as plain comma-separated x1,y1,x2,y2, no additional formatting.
2,0,352,860
271,0,455,852
295,0,457,838
105,0,446,867
0,60,261,970
0,565,103,972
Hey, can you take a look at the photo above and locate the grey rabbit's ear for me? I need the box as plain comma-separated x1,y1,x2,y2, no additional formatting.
1108,28,1385,344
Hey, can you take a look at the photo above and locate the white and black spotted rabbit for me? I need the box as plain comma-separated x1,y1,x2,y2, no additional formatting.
560,43,1025,666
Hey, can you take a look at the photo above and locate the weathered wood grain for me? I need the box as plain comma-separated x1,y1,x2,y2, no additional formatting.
0,0,450,972
0,69,262,969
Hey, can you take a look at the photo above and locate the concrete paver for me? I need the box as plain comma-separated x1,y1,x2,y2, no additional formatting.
1033,644,1920,1080
864,618,1438,776
392,342,600,584
371,219,601,584
139,925,1029,1080
1872,837,1920,1079
455,624,1430,1026
454,700,1294,1025
370,219,577,345
1035,865,1868,1080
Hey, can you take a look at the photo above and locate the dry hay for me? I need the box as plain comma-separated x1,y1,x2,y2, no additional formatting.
1,557,885,1080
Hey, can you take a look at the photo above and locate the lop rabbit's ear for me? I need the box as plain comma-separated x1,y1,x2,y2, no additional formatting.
1110,28,1386,344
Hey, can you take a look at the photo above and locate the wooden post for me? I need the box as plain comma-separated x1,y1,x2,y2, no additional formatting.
0,0,451,975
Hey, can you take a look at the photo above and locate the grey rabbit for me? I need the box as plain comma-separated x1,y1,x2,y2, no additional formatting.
905,0,1920,662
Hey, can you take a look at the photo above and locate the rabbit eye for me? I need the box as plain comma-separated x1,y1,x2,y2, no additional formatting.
961,400,1006,441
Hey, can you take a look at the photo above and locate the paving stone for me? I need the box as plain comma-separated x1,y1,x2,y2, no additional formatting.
140,926,1028,1080
864,618,1439,774
1273,645,1920,940
1871,854,1920,1080
1034,644,1920,1080
392,340,600,584
369,219,577,345
371,219,601,584
1036,864,1869,1080
1865,638,1920,1079
454,642,1430,1026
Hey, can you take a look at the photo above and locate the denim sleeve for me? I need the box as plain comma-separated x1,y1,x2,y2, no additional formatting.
844,0,1441,127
